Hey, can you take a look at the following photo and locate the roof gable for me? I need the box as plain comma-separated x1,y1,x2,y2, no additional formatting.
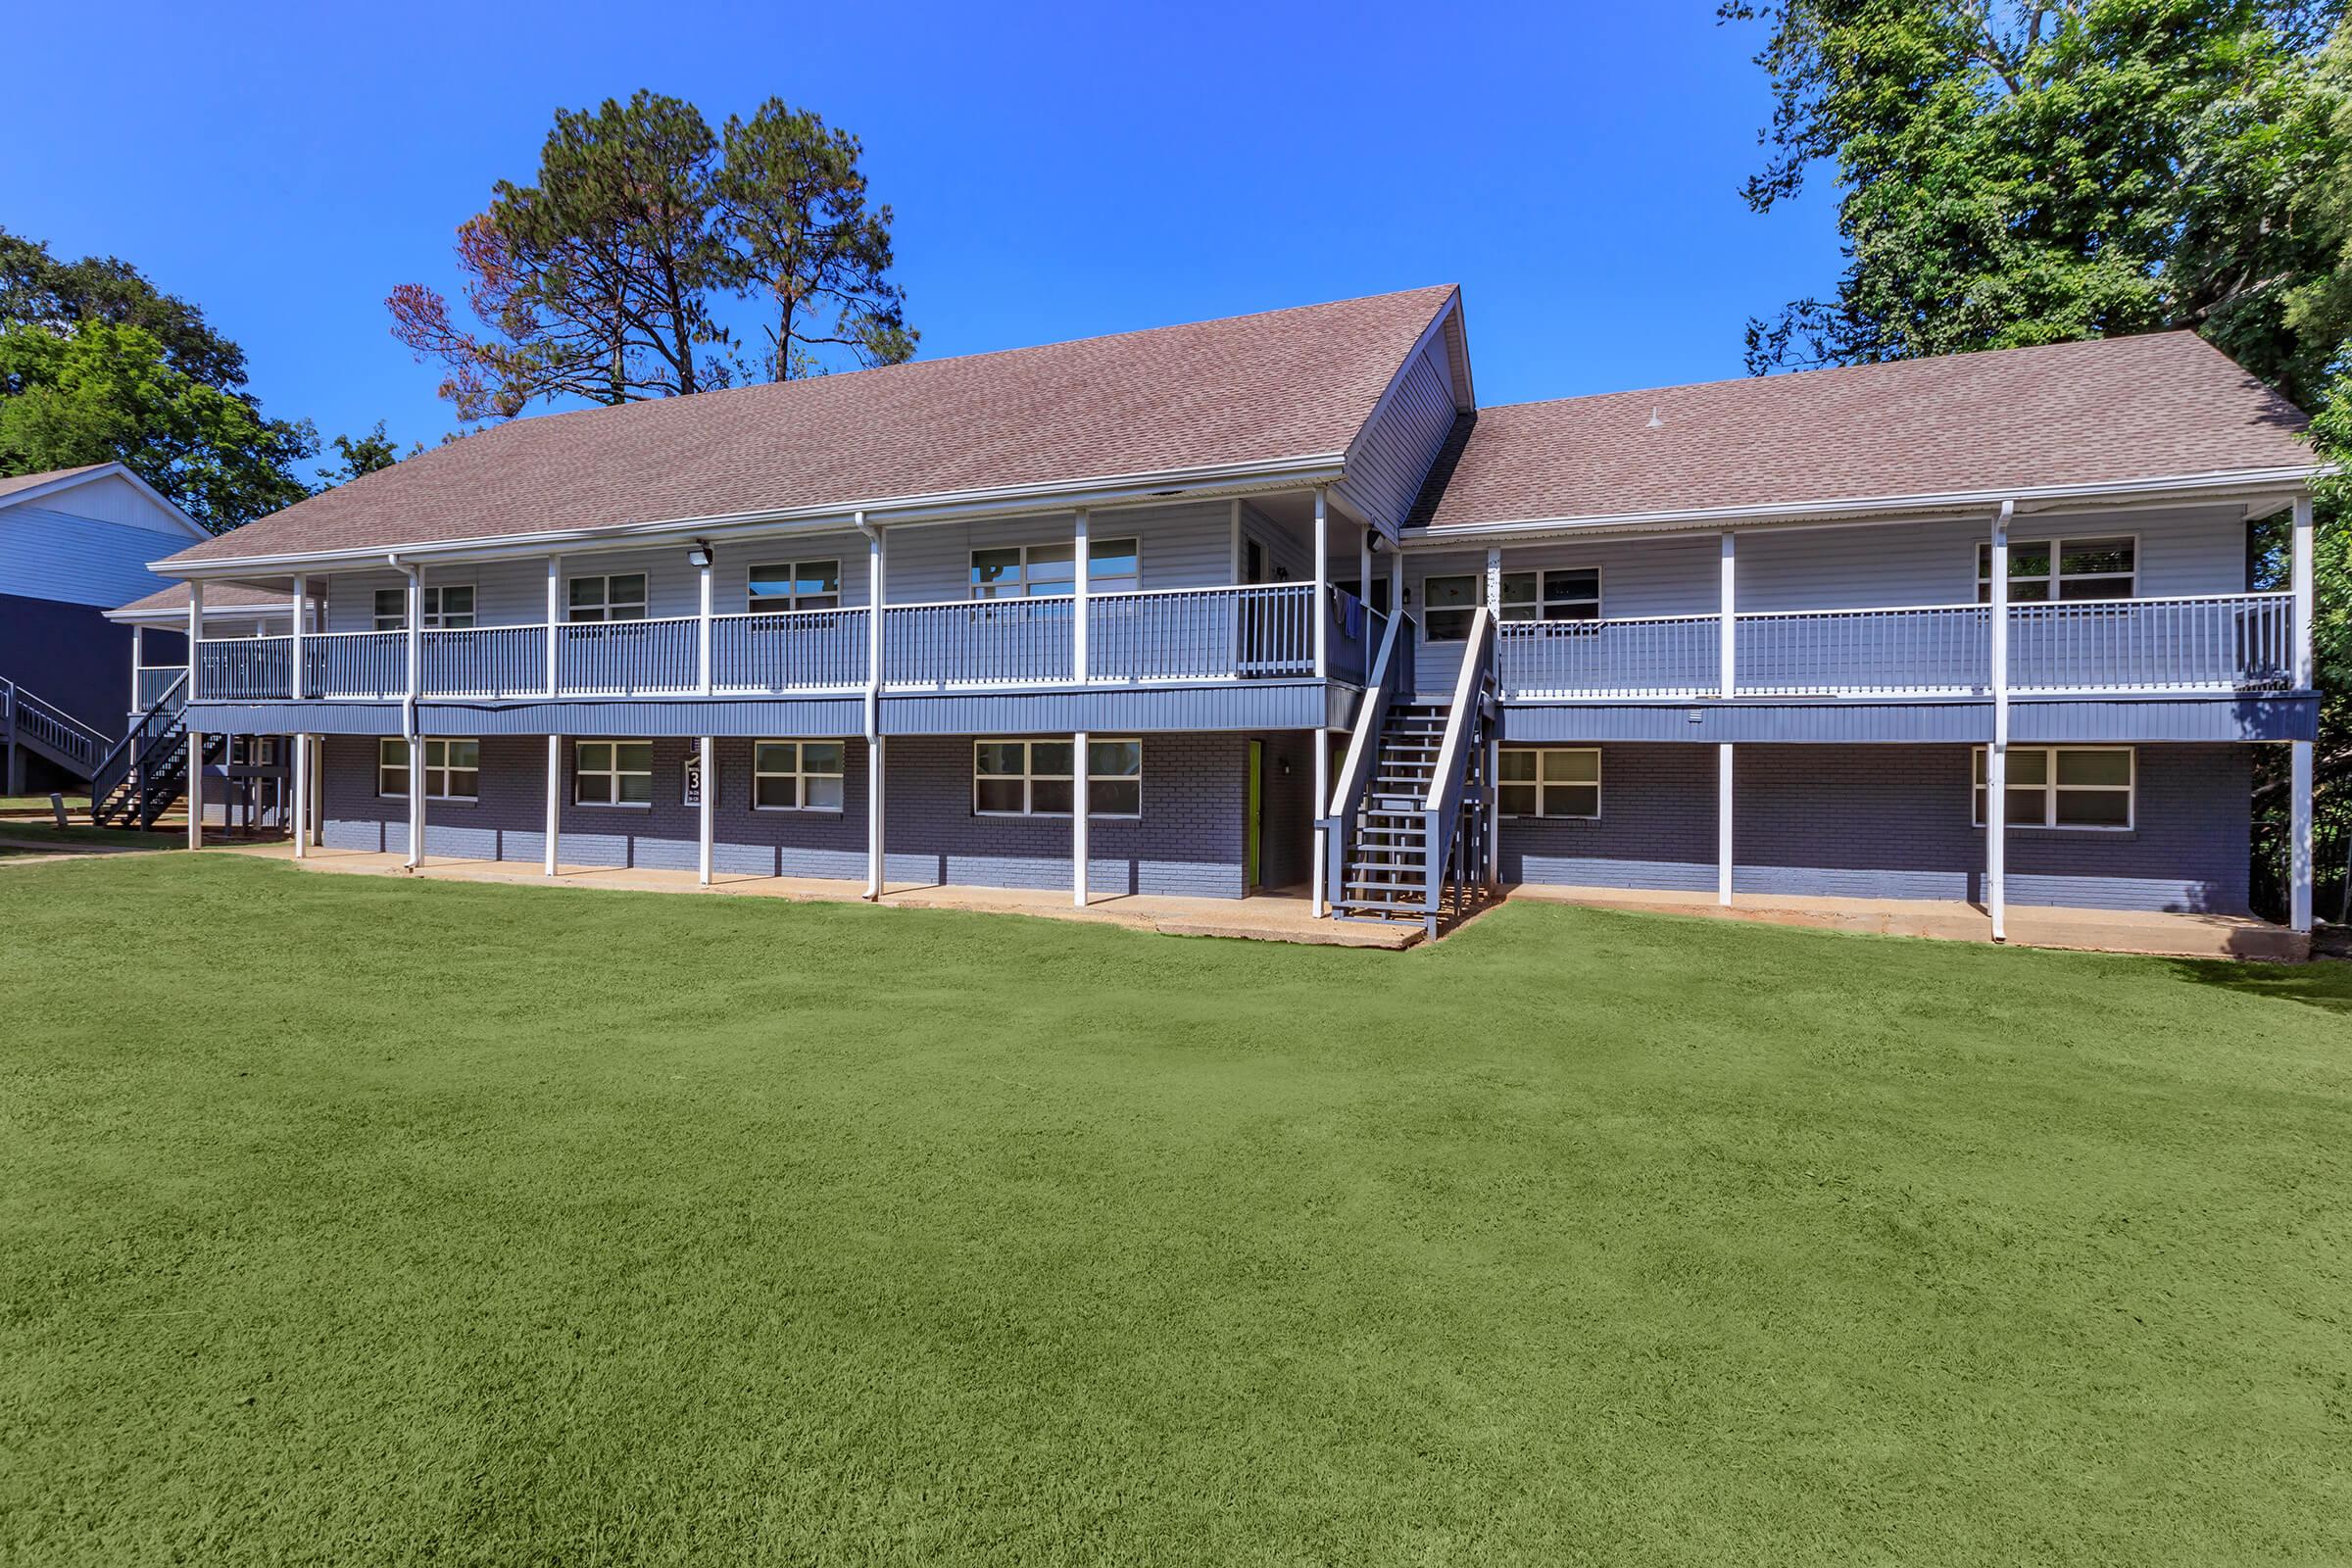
0,464,205,539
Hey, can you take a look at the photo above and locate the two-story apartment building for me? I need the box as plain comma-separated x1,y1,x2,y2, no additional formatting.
125,286,2325,945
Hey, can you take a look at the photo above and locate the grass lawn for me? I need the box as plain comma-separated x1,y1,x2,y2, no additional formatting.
0,794,90,813
0,821,175,851
3,856,2347,1565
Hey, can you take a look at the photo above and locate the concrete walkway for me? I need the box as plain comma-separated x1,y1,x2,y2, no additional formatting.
1505,882,2307,961
220,843,1422,949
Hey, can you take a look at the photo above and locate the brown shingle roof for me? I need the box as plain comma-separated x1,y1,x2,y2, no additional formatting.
165,286,1461,566
1410,331,2314,530
112,582,289,616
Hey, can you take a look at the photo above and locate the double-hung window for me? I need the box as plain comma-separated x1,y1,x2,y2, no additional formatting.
753,741,845,810
575,740,655,806
747,561,841,612
567,574,649,622
969,539,1140,598
973,738,1142,816
1977,537,2136,602
1973,746,2133,829
378,738,479,800
1497,748,1600,818
372,584,475,630
1422,574,1482,640
1498,568,1601,622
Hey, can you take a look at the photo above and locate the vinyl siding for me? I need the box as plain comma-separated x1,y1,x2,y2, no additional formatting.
1336,339,1461,535
0,508,185,610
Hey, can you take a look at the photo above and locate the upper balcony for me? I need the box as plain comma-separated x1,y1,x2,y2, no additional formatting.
190,582,1377,703
1492,592,2298,701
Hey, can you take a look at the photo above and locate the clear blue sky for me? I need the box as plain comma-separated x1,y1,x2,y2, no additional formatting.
6,0,1839,460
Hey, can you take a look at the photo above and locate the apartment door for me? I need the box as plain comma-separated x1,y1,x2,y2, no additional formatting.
1245,740,1264,890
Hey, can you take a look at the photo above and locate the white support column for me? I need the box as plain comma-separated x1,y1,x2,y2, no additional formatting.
696,547,714,695
1311,730,1330,916
186,581,204,850
290,572,308,701
404,566,424,870
697,735,715,886
1229,500,1243,581
2292,494,2315,692
1987,503,2012,942
543,735,562,876
863,514,886,902
1717,744,1735,906
1072,730,1090,907
1312,489,1331,679
2291,740,2315,934
1072,508,1091,682
1359,528,1374,606
1390,546,1405,629
1485,545,1502,616
129,624,144,710
545,555,562,697
1719,532,1737,698
292,726,309,858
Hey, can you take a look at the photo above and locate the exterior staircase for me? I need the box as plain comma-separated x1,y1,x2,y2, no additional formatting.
1324,607,1500,939
89,674,200,829
0,678,112,789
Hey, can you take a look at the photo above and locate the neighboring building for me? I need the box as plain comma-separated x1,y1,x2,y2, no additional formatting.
0,464,210,791
128,287,2326,941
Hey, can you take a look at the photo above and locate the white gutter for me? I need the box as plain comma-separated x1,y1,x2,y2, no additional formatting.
149,452,1349,578
1400,465,2326,549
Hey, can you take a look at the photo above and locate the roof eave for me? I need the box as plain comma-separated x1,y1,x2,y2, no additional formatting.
151,452,1350,578
1402,464,2327,547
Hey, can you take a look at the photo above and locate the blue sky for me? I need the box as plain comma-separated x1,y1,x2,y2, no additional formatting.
6,1,1839,460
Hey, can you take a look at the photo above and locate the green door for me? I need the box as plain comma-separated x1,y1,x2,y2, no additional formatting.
1245,740,1263,890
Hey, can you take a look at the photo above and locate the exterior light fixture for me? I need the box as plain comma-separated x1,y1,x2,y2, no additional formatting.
686,544,711,567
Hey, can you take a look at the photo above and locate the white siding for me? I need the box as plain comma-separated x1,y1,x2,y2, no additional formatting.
9,472,198,536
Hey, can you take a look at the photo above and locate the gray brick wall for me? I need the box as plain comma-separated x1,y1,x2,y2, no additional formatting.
322,730,1253,899
1498,742,2252,913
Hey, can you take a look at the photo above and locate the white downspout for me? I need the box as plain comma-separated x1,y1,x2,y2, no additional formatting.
858,512,886,901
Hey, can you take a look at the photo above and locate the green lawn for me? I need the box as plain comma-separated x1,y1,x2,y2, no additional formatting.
3,856,2347,1565
0,820,174,851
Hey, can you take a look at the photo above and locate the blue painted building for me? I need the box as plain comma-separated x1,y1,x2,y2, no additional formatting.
123,287,2327,942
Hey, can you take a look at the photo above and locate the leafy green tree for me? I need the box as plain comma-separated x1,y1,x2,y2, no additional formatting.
1723,0,2352,914
0,226,250,392
0,322,315,532
318,420,412,487
390,92,916,419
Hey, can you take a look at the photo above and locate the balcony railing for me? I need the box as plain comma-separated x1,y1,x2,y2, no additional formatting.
1496,592,2297,699
187,584,1349,702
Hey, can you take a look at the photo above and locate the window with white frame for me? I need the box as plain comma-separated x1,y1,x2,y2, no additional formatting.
1498,567,1601,622
1422,574,1482,640
747,561,841,612
372,584,476,630
575,740,655,806
1976,537,2136,603
753,741,845,810
1497,748,1601,818
1973,746,2133,829
567,574,650,622
972,738,1141,816
968,539,1140,598
378,738,479,800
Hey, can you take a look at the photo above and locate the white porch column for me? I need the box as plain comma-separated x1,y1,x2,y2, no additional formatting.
863,514,886,902
292,725,309,858
696,546,714,695
545,555,562,697
186,581,204,850
129,624,144,710
1359,528,1374,607
404,566,424,870
1311,732,1330,916
1718,531,1736,906
543,735,561,876
290,572,308,701
1312,489,1330,679
1485,545,1502,616
2292,494,2315,692
1072,508,1090,682
2291,740,2315,934
697,735,715,886
1229,499,1243,580
1390,546,1404,631
1072,730,1090,907
1987,503,2012,942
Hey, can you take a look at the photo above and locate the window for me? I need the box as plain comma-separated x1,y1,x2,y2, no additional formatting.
372,584,476,630
1499,568,1601,622
1977,537,2136,603
567,574,649,622
1973,747,2133,829
753,741,846,810
969,539,1140,598
1423,574,1481,640
747,561,841,612
575,740,655,806
1497,748,1600,818
1335,578,1393,613
378,738,479,801
972,738,1141,816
